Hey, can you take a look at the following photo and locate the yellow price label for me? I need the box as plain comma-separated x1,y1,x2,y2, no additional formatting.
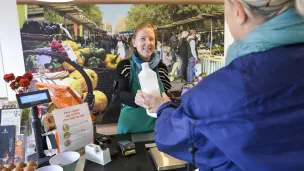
124,150,136,156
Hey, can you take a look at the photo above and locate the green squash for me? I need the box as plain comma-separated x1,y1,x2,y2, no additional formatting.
79,50,91,61
87,57,104,68
95,48,106,61
90,47,98,56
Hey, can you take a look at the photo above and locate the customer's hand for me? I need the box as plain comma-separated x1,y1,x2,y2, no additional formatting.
195,58,199,64
135,90,171,113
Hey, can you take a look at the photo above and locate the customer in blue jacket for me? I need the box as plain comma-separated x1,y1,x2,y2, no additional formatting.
135,0,304,170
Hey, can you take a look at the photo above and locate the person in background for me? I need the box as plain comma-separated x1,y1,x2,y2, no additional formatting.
111,34,118,54
135,0,304,170
178,31,189,82
123,35,130,59
169,32,179,63
116,36,126,59
99,34,112,54
116,22,171,134
186,30,198,83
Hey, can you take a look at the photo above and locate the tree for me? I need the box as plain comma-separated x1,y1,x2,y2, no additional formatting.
114,16,127,33
125,5,224,30
125,5,169,30
104,22,112,32
77,5,104,27
44,7,62,23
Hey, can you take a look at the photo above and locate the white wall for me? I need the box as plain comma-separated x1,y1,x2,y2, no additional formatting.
0,0,25,100
0,42,8,98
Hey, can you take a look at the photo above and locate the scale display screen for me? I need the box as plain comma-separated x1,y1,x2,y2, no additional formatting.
20,92,48,104
16,89,52,109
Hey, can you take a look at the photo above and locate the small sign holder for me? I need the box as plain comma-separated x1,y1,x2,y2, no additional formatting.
16,89,52,159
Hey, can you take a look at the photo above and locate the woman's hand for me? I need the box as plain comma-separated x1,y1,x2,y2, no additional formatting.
135,90,171,113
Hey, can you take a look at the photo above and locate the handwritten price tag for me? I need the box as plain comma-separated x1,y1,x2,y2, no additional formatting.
52,103,93,152
62,44,77,62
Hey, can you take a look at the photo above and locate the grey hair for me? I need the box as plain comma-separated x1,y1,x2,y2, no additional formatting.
181,31,189,38
238,0,304,19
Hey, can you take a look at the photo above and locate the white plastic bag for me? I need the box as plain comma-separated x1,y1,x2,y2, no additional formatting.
195,63,202,77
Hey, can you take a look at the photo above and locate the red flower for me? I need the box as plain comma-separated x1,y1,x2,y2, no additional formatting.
51,40,62,49
23,72,33,81
18,90,23,94
15,76,23,82
3,73,15,83
9,81,19,90
19,78,30,87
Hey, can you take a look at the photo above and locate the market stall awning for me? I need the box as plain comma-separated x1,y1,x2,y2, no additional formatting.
27,5,106,32
156,10,224,30
27,4,82,16
119,30,134,34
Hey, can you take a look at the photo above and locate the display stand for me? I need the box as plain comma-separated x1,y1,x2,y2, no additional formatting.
20,50,97,166
15,89,52,165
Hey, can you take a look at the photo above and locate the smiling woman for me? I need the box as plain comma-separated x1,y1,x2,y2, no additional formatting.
115,22,172,134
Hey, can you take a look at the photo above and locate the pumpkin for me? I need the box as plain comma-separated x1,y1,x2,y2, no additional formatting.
69,69,98,91
61,40,78,51
62,50,85,71
80,48,91,54
82,90,108,112
63,77,85,96
104,54,121,69
74,51,85,66
79,48,92,62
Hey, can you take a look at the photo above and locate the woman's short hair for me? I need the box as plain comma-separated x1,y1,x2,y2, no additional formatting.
181,31,189,38
235,0,304,19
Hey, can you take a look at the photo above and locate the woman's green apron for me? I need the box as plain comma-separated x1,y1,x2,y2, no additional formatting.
117,59,164,134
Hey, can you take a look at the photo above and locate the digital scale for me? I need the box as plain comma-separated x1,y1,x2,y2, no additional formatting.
16,89,52,159
16,89,51,109
149,147,187,170
132,132,188,171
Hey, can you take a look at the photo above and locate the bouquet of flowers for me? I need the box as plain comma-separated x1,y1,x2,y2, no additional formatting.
3,72,33,94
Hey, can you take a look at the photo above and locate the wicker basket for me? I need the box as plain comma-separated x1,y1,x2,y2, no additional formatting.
23,50,95,113
86,67,120,124
21,33,72,50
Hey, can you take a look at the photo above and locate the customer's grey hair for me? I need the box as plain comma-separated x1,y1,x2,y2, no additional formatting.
235,0,304,19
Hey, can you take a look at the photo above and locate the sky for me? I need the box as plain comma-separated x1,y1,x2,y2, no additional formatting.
99,5,132,31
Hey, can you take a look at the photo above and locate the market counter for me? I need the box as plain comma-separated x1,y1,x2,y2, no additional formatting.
84,133,188,171
30,132,189,171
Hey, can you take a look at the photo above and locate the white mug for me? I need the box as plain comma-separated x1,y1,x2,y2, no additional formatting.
35,165,63,171
49,151,80,171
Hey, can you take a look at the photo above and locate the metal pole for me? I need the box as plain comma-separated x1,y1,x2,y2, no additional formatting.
31,106,45,158
210,19,213,55
161,31,164,59
162,31,164,45
64,16,67,29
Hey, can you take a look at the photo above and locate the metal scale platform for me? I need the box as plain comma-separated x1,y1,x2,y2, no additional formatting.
149,147,187,170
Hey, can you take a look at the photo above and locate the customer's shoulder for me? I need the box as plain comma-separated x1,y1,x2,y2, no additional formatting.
157,62,169,74
157,61,168,70
117,59,130,67
117,59,131,73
